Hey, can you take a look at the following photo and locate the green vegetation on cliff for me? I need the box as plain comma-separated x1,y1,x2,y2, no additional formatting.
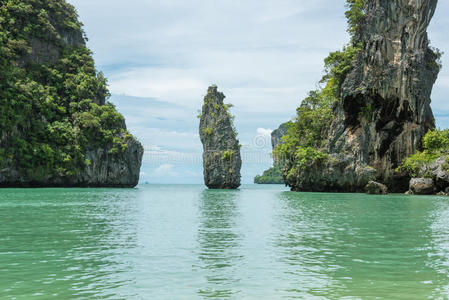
0,0,135,179
399,129,449,177
199,86,242,189
254,166,283,184
345,0,367,43
272,0,366,184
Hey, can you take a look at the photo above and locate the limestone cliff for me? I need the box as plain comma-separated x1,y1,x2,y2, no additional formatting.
199,86,242,189
271,123,288,164
282,0,440,192
254,123,287,184
0,0,143,187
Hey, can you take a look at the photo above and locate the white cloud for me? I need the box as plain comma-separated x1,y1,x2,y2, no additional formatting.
153,164,178,176
185,170,201,177
70,0,449,115
109,68,207,105
70,0,350,114
256,128,273,138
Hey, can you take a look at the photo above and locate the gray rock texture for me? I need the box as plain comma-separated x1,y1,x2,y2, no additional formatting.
365,181,388,195
409,178,435,195
0,133,143,188
199,86,242,189
402,156,449,194
271,123,288,166
422,157,449,190
271,123,289,150
254,123,287,185
285,0,440,193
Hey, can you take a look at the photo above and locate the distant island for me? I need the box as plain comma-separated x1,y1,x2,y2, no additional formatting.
0,0,143,187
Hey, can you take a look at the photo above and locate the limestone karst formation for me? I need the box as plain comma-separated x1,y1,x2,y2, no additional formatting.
199,86,242,189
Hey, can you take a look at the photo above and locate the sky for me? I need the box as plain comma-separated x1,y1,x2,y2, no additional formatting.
68,0,449,184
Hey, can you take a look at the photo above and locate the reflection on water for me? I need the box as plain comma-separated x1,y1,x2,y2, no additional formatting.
195,189,242,298
0,188,140,299
275,192,449,299
2,185,449,299
429,200,449,296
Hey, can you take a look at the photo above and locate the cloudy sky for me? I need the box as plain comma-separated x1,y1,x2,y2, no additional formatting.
68,0,449,184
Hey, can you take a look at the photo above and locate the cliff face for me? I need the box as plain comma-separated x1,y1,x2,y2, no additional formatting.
271,123,288,152
0,133,143,188
284,0,440,192
199,86,242,189
271,123,288,165
0,0,143,187
254,123,287,184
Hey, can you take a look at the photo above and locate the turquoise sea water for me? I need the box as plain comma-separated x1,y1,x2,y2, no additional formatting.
1,185,449,299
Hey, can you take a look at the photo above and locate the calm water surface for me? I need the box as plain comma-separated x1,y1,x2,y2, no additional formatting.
1,185,449,299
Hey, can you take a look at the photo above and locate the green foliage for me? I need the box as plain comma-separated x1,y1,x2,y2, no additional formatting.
222,150,234,161
222,102,237,137
294,146,329,169
0,0,134,176
399,129,449,177
399,151,438,178
223,103,233,111
429,47,444,71
203,127,214,135
345,0,367,43
273,80,337,164
422,129,449,151
322,45,361,93
254,166,284,184
273,1,366,183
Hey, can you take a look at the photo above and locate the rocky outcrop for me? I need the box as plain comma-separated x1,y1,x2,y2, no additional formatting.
254,123,287,184
422,156,449,190
285,0,440,193
365,181,388,195
409,178,435,195
0,0,143,188
401,156,449,195
271,123,288,167
0,135,143,188
199,86,242,189
271,123,289,150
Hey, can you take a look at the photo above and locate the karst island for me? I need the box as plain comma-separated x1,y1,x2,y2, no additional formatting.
0,0,143,187
261,0,446,195
199,85,242,189
2,0,449,299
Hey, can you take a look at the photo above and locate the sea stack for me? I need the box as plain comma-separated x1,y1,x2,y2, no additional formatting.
331,0,440,191
199,86,242,189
